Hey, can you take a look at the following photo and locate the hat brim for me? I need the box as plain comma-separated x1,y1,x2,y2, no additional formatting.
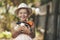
15,7,32,17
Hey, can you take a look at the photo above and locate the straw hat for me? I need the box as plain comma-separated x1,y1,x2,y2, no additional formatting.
15,3,32,16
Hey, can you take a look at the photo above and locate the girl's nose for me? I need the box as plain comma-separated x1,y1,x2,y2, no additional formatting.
22,13,24,15
21,13,24,16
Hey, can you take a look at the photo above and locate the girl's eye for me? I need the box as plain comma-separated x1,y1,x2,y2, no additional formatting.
18,12,28,15
19,12,22,14
24,12,27,14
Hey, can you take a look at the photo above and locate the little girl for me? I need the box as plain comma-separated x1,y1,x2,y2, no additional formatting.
12,3,35,40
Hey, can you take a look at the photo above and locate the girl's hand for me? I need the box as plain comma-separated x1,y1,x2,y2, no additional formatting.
18,26,31,34
23,26,31,34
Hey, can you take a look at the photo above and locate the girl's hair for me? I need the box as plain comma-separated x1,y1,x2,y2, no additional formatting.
15,8,32,17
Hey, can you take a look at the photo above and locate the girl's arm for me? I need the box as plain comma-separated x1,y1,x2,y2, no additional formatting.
29,24,35,38
26,21,35,38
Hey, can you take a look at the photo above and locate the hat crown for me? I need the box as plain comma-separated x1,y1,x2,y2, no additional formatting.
18,3,28,8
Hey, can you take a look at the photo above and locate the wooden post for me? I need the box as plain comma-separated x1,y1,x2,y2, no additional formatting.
53,0,59,40
44,4,50,40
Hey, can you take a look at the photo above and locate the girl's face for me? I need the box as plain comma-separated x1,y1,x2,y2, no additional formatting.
17,9,28,21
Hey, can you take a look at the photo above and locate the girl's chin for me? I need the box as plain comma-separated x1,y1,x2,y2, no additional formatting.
20,19,26,21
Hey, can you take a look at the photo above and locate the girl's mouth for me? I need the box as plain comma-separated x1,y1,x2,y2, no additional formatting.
21,16,25,19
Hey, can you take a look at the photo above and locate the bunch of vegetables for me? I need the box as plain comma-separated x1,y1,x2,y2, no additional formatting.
0,31,12,38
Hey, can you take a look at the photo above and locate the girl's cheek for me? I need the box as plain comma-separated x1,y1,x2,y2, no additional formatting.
25,14,28,17
25,15,27,17
18,14,21,16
